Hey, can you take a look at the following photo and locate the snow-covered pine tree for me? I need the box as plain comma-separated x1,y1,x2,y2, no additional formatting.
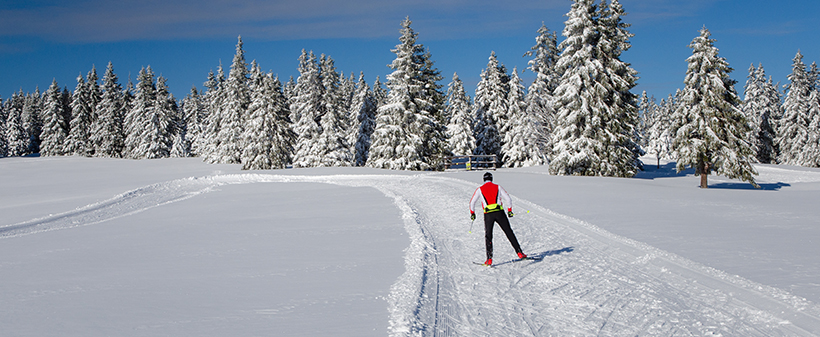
317,54,353,166
65,75,94,156
239,63,295,169
341,72,356,123
778,51,815,166
417,46,446,167
85,66,101,117
22,88,43,155
269,75,296,168
0,95,6,157
5,90,27,157
636,91,651,148
40,80,70,156
291,50,326,168
670,27,757,188
804,88,820,167
742,64,781,164
240,62,276,170
121,77,134,128
473,51,509,163
141,75,175,159
523,24,560,158
283,76,296,102
90,62,125,158
124,66,156,159
550,0,641,177
645,93,674,168
350,72,377,166
367,17,443,170
596,0,642,173
150,77,182,159
181,87,198,154
210,36,250,164
197,68,222,161
346,73,363,151
372,76,387,108
503,67,547,167
445,72,474,156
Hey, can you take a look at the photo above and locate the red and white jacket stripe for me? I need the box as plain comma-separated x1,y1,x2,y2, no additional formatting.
470,181,512,214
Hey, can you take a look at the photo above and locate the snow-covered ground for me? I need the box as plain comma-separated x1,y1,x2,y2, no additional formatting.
2,156,820,336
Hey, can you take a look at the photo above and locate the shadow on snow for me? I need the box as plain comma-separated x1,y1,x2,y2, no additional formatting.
709,182,790,191
635,161,790,191
634,162,694,180
492,247,574,267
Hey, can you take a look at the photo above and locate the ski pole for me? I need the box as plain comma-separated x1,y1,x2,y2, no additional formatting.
469,219,475,233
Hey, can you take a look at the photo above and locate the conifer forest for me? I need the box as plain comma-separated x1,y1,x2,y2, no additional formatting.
2,0,819,188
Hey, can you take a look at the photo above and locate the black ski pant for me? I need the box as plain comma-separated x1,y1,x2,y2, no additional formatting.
484,211,523,260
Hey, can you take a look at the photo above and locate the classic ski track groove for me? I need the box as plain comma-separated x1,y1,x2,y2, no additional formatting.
2,173,820,336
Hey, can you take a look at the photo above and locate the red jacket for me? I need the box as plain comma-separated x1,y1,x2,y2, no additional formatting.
470,181,512,214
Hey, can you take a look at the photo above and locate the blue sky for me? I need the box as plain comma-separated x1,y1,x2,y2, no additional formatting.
1,0,818,102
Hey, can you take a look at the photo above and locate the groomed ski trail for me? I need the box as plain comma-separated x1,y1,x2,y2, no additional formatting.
3,173,820,336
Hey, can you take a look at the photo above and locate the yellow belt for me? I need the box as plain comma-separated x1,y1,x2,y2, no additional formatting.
484,203,503,213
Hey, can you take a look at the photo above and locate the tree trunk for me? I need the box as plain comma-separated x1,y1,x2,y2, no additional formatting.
699,161,709,189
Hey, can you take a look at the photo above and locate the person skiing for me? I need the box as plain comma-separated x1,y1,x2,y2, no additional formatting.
469,172,527,266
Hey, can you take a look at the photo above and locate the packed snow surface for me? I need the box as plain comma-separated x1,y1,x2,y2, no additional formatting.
2,156,820,336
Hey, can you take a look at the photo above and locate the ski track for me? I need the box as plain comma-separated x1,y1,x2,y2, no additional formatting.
3,172,820,336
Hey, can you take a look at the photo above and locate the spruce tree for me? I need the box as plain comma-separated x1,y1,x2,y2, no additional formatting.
778,51,815,166
644,94,676,168
283,76,296,102
182,86,207,157
291,50,326,168
270,75,296,168
445,72,474,156
239,63,294,169
503,68,547,167
523,24,560,157
271,75,296,168
5,91,27,157
670,27,757,188
350,72,377,166
417,46,446,167
124,66,157,159
372,76,387,108
0,95,6,157
636,91,653,149
367,17,443,170
66,75,94,156
211,36,250,164
198,67,223,161
743,64,781,164
473,51,509,162
646,93,674,168
22,89,43,155
805,89,820,167
317,54,353,166
40,80,70,156
598,0,642,173
241,62,277,170
91,62,125,158
550,0,641,177
147,76,175,159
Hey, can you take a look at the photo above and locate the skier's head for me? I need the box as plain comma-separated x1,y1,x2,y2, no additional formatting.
483,172,493,182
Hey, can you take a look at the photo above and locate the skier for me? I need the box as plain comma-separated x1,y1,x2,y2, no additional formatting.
469,172,527,266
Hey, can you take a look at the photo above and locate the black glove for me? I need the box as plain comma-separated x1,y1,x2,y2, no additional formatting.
470,213,476,221
507,210,514,218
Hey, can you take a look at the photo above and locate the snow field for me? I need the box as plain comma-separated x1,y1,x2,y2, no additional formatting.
3,157,820,335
